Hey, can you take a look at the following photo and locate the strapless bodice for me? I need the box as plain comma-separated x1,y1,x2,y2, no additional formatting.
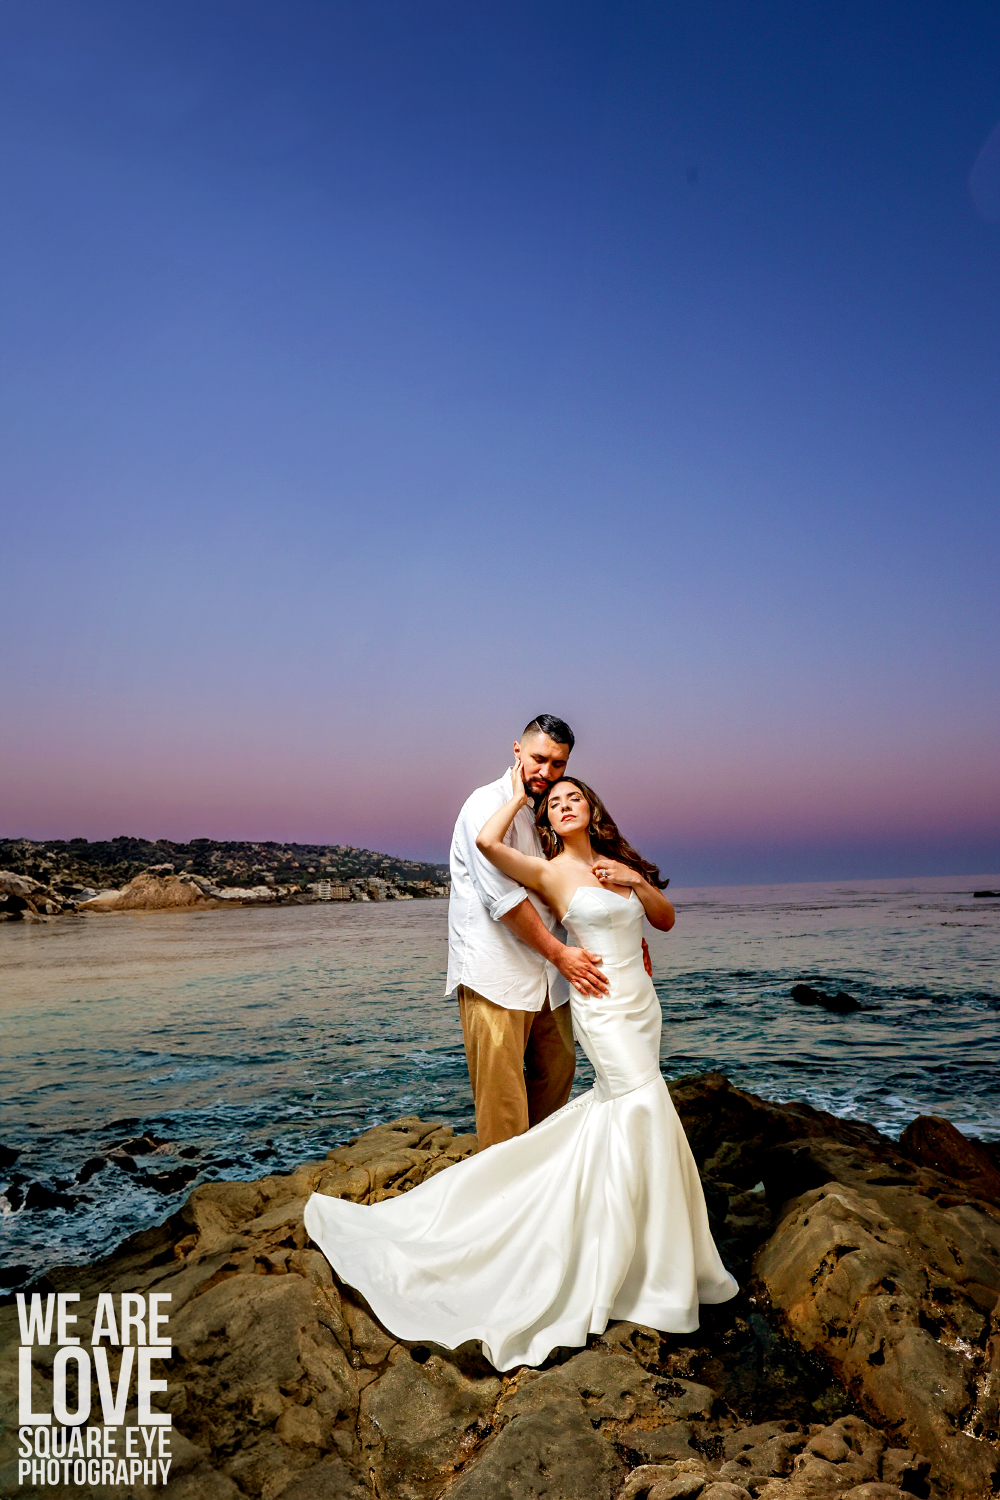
562,885,646,969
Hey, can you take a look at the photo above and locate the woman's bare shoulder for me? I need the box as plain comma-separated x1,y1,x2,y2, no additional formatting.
541,854,584,898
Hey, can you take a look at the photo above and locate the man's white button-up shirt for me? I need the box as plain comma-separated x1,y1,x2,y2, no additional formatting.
445,769,569,1011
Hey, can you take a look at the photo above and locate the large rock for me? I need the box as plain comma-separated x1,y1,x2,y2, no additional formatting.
75,869,304,912
0,870,42,899
359,1347,500,1498
790,984,861,1015
899,1116,1000,1208
0,868,73,919
755,1180,1000,1496
445,1398,624,1499
666,1073,891,1193
0,1090,954,1500
79,871,217,911
446,1347,716,1499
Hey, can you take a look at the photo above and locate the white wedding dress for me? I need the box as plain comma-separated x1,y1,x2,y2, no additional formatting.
304,886,738,1370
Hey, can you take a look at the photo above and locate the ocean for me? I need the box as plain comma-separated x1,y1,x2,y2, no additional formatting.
2,874,998,1281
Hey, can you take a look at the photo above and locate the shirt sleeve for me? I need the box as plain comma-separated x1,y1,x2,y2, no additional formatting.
455,788,529,922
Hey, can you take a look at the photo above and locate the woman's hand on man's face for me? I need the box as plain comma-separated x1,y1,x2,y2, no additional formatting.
510,755,529,807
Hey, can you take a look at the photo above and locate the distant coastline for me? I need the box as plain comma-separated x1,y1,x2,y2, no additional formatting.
0,836,451,919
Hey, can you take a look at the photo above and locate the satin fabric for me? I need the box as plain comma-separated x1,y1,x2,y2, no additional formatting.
304,886,738,1370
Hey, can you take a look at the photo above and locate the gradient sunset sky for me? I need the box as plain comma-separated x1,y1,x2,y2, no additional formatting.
2,1,998,884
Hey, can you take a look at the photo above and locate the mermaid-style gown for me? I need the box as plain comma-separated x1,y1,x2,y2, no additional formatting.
303,887,737,1370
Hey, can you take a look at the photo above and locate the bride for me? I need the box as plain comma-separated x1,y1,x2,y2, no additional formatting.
304,761,737,1371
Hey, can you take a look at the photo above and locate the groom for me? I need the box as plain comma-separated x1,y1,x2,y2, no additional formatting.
447,714,610,1150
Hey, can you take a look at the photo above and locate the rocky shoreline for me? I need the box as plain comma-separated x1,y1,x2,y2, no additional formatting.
3,1073,998,1500
0,867,449,921
0,838,451,920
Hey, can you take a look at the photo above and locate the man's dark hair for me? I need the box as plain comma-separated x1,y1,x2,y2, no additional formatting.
521,714,575,752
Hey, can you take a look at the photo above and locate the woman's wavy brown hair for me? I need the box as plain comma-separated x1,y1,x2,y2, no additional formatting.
535,777,668,889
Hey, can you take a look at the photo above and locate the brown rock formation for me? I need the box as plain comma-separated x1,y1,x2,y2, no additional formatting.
754,1181,1000,1496
0,868,76,919
899,1115,1000,1207
74,871,296,911
79,872,218,911
2,1082,997,1499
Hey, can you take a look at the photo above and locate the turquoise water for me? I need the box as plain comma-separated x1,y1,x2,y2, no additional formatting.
2,874,998,1279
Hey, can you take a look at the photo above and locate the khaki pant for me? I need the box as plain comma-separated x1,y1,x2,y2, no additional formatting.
457,986,575,1150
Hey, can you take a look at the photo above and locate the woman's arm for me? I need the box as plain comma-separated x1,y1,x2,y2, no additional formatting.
591,858,676,931
475,760,552,900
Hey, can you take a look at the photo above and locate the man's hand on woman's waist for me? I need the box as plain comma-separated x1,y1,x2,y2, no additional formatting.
553,943,608,998
499,898,609,996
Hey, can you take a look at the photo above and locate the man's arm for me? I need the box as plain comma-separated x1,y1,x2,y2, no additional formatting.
500,898,609,998
457,787,534,923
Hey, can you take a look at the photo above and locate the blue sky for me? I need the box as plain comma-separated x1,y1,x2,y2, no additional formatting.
1,1,998,883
